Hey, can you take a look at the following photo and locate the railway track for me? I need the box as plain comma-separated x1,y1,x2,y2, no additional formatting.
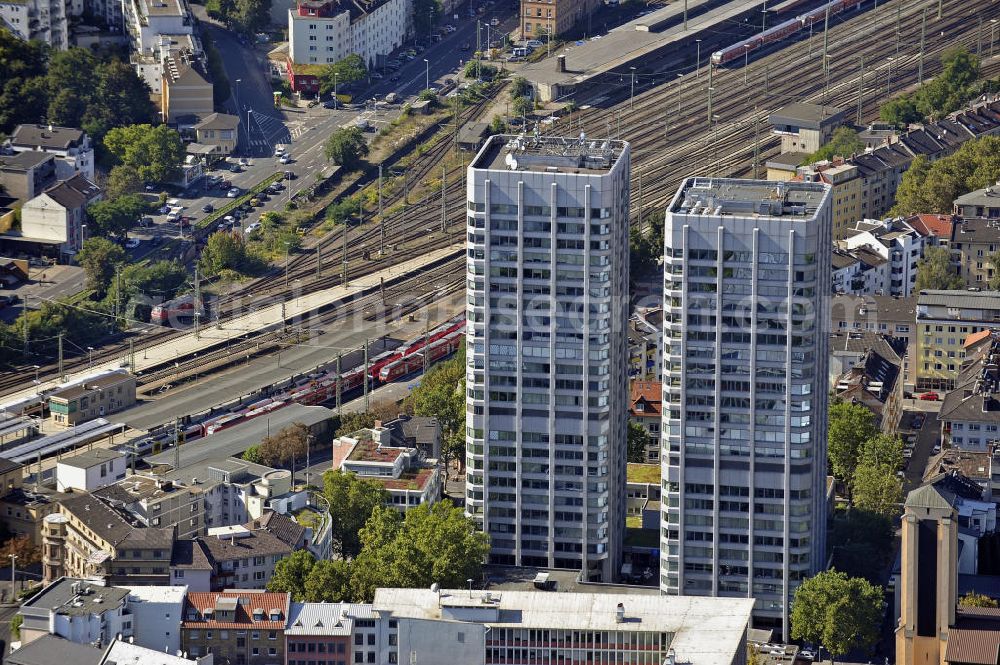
551,0,1000,214
7,1,994,394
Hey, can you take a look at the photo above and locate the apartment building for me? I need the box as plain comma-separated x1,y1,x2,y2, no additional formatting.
20,174,102,257
330,430,440,511
628,306,662,382
940,330,1000,451
181,591,290,664
952,216,1000,287
124,0,193,59
192,113,240,158
660,178,832,639
18,578,132,647
465,134,630,581
628,380,662,463
954,182,1000,219
837,217,929,296
288,0,407,70
915,290,1000,392
831,294,917,389
44,492,174,585
0,0,69,48
93,475,206,538
284,602,359,664
832,334,905,434
9,125,95,180
520,0,601,39
794,159,861,240
196,523,294,590
0,152,57,201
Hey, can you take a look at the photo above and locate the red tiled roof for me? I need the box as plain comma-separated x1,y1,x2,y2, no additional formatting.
629,381,662,418
908,213,955,238
182,591,289,629
965,329,994,349
945,628,1000,665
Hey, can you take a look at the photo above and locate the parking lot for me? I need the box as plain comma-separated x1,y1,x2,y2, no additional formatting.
899,406,942,492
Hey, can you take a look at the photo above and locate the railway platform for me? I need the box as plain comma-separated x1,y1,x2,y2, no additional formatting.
520,0,767,101
1,244,464,407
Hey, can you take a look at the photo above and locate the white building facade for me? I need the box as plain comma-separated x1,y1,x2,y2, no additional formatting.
660,178,833,639
0,0,69,49
838,218,928,297
465,134,630,581
287,0,407,69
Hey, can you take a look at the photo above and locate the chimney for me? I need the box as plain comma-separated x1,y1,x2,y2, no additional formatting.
556,55,566,72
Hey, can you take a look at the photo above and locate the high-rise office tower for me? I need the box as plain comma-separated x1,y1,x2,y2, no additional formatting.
660,178,833,638
465,134,630,581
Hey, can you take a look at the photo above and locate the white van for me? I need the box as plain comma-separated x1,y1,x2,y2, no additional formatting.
274,144,288,156
512,47,529,58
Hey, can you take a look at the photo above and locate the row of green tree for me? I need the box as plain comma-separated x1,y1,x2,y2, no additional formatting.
880,48,983,127
267,471,488,603
205,0,271,35
0,31,156,138
891,135,1000,216
828,401,904,516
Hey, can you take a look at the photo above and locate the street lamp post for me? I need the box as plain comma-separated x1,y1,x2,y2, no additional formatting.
32,365,39,384
333,72,338,110
284,241,291,292
886,56,894,94
87,346,94,369
744,46,750,84
424,58,430,90
8,554,16,600
696,39,702,78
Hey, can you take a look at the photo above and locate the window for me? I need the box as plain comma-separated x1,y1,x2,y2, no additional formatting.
268,648,277,656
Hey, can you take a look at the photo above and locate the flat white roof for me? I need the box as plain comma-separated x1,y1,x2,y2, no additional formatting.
373,589,753,665
123,585,188,604
101,640,195,665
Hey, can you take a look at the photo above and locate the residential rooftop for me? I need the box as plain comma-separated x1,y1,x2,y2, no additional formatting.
954,182,1000,208
58,447,126,470
472,134,627,175
347,439,406,463
183,591,289,629
100,640,199,665
285,602,376,636
6,635,102,665
0,151,53,171
831,294,916,327
669,178,830,219
917,290,1000,312
22,577,130,616
10,124,86,150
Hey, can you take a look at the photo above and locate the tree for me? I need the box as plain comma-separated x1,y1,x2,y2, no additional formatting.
893,135,1000,216
266,550,315,600
852,463,903,518
489,114,507,134
0,535,40,566
829,509,894,584
10,614,21,640
45,48,98,127
349,501,489,602
87,194,147,238
880,96,921,127
105,165,143,200
859,434,903,474
77,237,126,295
104,124,185,183
83,60,156,139
0,29,48,134
914,245,964,291
411,0,441,41
199,231,259,277
257,422,309,468
790,570,884,659
125,260,187,301
827,401,879,484
242,445,262,464
323,127,369,169
510,77,530,99
464,61,497,81
304,559,352,602
323,469,390,559
511,95,533,119
627,422,649,464
804,126,864,164
960,591,1000,608
335,411,377,436
988,252,1000,291
410,343,465,468
319,54,367,96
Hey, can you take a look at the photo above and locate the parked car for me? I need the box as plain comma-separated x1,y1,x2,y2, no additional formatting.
285,171,296,180
227,187,241,198
222,215,237,227
912,414,925,429
525,39,543,48
279,154,292,164
158,205,171,215
201,203,214,213
323,99,338,109
125,238,141,249
245,222,262,234
230,164,242,173
920,392,940,401
932,444,942,454
902,448,913,459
